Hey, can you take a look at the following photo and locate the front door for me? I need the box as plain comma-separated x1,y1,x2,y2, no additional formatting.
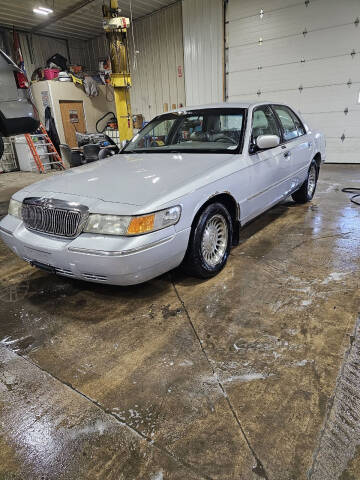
59,100,86,148
243,105,286,222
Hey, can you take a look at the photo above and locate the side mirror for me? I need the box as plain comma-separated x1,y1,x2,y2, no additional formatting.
256,135,280,150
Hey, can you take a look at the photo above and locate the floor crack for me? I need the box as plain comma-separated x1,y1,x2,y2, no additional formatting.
3,344,214,480
171,277,269,480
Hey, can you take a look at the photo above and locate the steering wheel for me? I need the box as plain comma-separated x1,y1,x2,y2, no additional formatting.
214,136,237,145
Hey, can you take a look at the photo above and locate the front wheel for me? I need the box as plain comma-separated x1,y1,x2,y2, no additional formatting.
182,203,232,279
292,160,318,204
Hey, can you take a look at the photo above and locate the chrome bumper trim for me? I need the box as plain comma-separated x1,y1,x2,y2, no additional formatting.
67,235,175,257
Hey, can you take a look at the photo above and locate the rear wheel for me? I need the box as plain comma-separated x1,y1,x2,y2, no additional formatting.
182,202,232,279
292,160,318,204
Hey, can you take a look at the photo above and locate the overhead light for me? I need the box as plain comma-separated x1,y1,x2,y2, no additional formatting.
33,6,53,15
33,8,48,15
38,6,53,13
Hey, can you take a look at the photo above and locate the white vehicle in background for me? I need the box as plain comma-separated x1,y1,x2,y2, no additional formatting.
0,102,325,285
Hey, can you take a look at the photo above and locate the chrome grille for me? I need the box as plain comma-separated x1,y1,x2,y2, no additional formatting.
22,198,88,238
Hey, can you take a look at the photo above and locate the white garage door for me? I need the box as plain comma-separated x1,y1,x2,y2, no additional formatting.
226,0,360,163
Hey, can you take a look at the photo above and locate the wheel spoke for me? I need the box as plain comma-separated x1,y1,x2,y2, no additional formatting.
201,214,228,268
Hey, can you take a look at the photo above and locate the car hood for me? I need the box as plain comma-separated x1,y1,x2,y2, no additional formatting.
21,153,237,207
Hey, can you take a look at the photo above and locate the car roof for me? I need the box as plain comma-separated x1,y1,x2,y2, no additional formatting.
164,102,278,115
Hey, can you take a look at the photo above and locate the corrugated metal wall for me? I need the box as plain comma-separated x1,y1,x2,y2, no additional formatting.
3,30,107,78
128,2,185,120
182,0,224,106
226,0,360,163
19,32,68,78
5,0,225,121
67,39,90,68
79,36,109,72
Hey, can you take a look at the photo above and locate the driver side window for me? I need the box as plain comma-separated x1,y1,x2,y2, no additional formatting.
137,119,176,148
251,106,280,145
178,115,204,142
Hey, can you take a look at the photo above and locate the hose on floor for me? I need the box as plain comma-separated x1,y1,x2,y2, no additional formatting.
342,188,360,206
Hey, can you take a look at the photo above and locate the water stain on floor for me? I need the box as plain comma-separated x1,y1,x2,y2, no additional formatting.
0,165,360,479
309,317,360,479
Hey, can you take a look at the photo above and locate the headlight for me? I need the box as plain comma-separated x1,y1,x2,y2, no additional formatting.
8,199,22,219
83,206,181,236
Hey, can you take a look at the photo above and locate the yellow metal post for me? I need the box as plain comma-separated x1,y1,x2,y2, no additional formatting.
103,1,133,141
111,74,133,141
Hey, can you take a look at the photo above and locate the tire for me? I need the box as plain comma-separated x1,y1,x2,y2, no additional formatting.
182,202,233,279
0,135,3,161
292,160,318,204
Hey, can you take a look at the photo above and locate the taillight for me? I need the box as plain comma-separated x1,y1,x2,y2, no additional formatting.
14,71,29,89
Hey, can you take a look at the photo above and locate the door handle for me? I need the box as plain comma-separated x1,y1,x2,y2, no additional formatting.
284,151,291,158
308,142,313,148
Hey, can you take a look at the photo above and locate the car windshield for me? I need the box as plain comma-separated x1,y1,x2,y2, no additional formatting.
123,108,246,154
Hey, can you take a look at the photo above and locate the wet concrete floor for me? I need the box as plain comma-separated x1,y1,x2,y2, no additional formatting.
0,164,360,479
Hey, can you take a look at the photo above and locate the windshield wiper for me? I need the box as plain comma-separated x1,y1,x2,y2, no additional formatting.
123,149,153,153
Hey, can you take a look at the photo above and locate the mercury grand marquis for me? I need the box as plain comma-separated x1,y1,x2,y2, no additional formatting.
0,103,325,285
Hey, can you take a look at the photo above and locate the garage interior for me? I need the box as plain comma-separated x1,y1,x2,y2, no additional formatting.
1,1,360,479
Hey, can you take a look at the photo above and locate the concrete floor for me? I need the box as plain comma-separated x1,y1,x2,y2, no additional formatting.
0,164,360,480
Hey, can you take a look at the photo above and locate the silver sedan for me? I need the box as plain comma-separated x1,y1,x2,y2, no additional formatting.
0,102,325,285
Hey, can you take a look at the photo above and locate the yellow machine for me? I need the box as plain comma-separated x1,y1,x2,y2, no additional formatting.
69,73,83,86
102,0,133,141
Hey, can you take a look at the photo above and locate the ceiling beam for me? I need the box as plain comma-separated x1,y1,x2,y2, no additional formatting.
30,0,98,33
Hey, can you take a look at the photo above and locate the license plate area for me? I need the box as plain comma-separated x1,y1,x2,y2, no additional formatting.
23,246,51,264
30,260,56,274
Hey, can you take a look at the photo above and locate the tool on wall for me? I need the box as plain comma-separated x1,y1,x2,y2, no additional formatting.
25,123,65,173
102,0,133,141
96,111,118,133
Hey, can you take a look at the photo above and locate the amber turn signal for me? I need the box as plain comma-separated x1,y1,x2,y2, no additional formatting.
127,214,155,234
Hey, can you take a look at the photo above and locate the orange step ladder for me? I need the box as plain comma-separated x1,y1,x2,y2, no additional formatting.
25,123,66,173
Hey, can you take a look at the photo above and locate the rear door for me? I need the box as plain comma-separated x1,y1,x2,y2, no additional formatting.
272,104,311,190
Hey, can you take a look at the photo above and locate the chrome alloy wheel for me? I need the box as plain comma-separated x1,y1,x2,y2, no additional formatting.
201,214,228,267
307,164,317,197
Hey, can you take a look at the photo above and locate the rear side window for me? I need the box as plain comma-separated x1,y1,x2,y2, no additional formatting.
292,112,306,136
273,105,305,141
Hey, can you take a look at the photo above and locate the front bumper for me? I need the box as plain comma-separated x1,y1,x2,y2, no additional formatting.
0,215,191,285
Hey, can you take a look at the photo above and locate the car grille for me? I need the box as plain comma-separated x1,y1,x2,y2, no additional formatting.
22,198,88,238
